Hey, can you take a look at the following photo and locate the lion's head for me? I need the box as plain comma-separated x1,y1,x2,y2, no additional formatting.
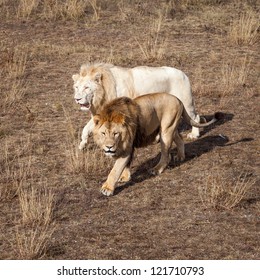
93,97,139,158
72,63,116,114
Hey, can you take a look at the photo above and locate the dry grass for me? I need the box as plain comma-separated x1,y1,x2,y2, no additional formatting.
19,184,54,227
64,0,87,20
64,137,112,175
16,0,39,19
62,106,112,174
228,12,259,45
15,224,55,259
88,0,101,21
0,140,32,201
4,80,28,109
192,64,210,96
1,0,259,260
2,45,28,108
136,12,166,60
16,0,87,20
199,171,256,210
6,47,28,79
220,55,251,97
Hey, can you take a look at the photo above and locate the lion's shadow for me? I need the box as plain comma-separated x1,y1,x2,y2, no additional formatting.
114,133,253,196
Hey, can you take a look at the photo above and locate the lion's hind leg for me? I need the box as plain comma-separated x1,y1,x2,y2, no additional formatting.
173,131,185,162
187,114,200,139
151,130,174,175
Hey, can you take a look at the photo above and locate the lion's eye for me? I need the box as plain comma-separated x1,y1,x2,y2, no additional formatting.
114,132,119,137
101,132,105,136
84,86,89,90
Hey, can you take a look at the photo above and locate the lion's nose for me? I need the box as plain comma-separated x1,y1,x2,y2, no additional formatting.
106,145,114,150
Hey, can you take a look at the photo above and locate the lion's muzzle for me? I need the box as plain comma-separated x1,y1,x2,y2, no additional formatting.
104,145,116,156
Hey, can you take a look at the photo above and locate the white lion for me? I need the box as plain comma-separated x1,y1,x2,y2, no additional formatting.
72,63,201,150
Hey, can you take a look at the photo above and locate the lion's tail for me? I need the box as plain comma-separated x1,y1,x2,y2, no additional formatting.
182,107,223,128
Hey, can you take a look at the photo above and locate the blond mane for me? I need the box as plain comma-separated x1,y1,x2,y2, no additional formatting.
80,63,117,104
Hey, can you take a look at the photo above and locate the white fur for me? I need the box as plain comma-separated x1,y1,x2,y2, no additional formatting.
73,64,200,150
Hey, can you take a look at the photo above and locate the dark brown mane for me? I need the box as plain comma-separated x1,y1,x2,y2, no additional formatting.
134,124,160,148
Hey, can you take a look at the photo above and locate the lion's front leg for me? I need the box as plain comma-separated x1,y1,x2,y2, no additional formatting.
79,118,94,150
101,155,131,196
119,167,131,182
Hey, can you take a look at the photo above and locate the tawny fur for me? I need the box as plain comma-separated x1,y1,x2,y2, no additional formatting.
93,93,219,196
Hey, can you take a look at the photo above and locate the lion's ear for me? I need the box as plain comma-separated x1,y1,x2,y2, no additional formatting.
72,74,80,82
93,115,100,126
80,65,88,77
94,72,102,84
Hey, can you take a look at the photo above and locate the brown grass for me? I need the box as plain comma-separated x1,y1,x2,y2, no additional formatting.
199,171,256,210
16,0,87,20
15,224,55,259
220,55,252,97
0,140,32,201
136,12,166,60
16,0,39,19
62,106,112,174
1,0,259,260
19,184,54,226
228,12,259,45
88,0,101,21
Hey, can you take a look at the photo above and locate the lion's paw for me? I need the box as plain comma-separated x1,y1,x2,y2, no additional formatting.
174,154,185,162
100,183,114,196
187,132,199,140
79,141,87,150
150,166,165,176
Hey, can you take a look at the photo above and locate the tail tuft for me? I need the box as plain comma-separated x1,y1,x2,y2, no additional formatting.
214,112,224,120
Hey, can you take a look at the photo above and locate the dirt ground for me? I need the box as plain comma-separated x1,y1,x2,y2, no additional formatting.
0,0,259,260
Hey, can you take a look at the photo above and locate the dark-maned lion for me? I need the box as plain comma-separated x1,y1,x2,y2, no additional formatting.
93,93,220,196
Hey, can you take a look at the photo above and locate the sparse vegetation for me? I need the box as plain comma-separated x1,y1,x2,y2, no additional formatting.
228,12,259,45
136,12,166,60
0,0,259,260
19,184,54,226
16,0,39,19
220,55,251,96
199,171,256,210
15,224,55,259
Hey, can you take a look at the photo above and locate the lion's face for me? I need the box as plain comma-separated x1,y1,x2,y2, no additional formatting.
72,73,101,112
94,123,122,157
93,114,133,158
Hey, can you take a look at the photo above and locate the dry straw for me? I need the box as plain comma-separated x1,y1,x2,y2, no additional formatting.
15,224,55,259
228,12,259,45
136,12,166,60
221,55,251,96
199,171,256,210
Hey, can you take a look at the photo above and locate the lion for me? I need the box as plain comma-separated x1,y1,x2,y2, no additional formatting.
72,63,203,150
93,93,220,196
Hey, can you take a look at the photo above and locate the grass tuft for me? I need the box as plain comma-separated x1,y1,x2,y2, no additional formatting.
136,12,166,60
15,224,55,259
199,171,256,210
220,55,251,96
19,184,54,227
228,12,259,45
